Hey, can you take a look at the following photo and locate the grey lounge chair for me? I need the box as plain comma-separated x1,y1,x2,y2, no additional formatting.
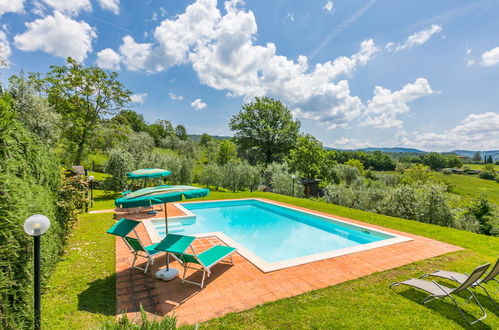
390,263,490,325
420,257,499,310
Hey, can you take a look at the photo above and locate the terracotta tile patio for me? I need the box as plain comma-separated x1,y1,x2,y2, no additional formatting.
113,199,462,325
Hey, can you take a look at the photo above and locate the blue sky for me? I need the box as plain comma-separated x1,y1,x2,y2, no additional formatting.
1,0,499,151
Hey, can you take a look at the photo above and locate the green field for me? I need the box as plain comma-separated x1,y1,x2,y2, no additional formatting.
464,164,498,171
436,173,499,204
43,190,499,329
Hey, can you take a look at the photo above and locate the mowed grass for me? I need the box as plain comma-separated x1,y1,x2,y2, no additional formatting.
465,164,498,171
44,191,499,329
436,173,499,204
42,212,116,329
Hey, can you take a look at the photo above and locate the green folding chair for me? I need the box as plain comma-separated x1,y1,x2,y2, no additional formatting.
170,243,237,288
106,218,162,274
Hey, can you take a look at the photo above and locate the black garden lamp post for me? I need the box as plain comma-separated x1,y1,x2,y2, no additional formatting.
88,175,94,207
23,214,51,330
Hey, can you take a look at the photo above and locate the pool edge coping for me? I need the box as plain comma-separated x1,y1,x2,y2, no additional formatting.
142,198,413,273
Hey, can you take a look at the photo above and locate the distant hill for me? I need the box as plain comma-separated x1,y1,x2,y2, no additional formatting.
450,150,499,161
325,147,426,154
325,147,499,160
189,134,231,141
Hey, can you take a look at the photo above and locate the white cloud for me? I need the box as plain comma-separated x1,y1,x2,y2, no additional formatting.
0,30,11,65
130,93,147,104
168,92,184,100
96,0,119,15
331,137,371,149
96,48,120,70
399,112,499,151
323,0,334,12
118,35,153,71
481,46,499,66
41,0,92,15
191,98,207,110
387,24,442,52
111,0,379,128
0,0,24,16
14,11,96,62
286,12,294,22
361,78,435,128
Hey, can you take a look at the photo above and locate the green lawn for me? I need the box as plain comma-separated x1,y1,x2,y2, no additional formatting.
464,164,498,171
85,151,110,167
90,189,120,211
42,212,116,329
436,173,499,204
44,190,499,329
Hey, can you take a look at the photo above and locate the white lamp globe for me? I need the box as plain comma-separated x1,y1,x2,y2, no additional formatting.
24,214,51,236
88,175,94,181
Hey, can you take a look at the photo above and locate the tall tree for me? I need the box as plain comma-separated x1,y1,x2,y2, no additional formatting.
119,109,147,132
31,57,131,164
229,97,300,165
472,151,482,162
175,124,188,140
199,133,213,146
217,139,238,165
286,134,325,178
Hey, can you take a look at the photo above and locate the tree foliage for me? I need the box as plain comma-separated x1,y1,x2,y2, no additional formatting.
230,97,300,165
8,73,61,144
31,57,131,165
217,140,237,165
287,134,325,178
0,93,83,327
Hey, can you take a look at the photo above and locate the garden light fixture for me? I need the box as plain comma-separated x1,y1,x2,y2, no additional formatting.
24,214,51,330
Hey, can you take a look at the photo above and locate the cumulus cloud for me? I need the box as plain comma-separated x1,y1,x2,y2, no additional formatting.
118,35,154,71
169,92,184,100
0,30,11,65
481,46,499,66
111,0,379,128
191,98,207,110
399,112,499,151
96,0,119,14
323,0,334,12
361,78,435,129
41,0,92,15
14,11,96,62
331,137,371,149
130,93,147,104
387,25,442,52
96,48,120,70
0,0,24,16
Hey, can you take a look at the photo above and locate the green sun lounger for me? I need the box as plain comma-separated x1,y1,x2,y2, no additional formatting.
169,243,237,288
106,218,162,274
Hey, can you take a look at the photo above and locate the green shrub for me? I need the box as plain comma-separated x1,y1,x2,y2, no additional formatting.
478,171,496,180
271,172,304,197
103,149,135,192
0,93,73,328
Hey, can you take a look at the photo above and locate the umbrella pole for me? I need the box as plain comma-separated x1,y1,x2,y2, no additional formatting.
164,202,169,271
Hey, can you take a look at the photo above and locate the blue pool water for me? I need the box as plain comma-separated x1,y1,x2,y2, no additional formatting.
153,200,392,263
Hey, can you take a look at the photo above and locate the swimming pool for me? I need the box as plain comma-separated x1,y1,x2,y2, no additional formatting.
143,199,411,272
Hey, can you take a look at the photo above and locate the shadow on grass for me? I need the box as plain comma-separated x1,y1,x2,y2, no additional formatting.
78,273,117,316
394,287,494,329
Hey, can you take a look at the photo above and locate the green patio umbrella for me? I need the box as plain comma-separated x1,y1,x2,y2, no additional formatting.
115,184,210,280
127,168,172,180
126,168,172,190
